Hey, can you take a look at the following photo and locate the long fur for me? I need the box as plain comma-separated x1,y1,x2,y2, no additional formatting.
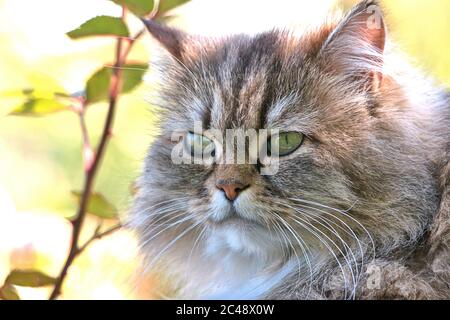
129,1,450,299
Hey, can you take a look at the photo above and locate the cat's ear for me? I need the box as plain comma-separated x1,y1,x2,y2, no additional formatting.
142,19,188,62
320,0,386,90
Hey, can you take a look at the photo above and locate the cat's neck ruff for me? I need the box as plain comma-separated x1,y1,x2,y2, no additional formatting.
172,226,300,299
203,257,297,300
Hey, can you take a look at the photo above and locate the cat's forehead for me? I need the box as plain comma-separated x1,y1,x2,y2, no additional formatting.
185,32,309,130
162,29,336,133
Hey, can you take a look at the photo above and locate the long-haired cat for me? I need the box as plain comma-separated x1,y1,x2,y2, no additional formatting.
130,0,450,299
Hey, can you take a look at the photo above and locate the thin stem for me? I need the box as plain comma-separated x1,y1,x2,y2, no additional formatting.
120,0,158,60
77,224,122,255
49,8,127,300
78,107,94,172
121,28,145,60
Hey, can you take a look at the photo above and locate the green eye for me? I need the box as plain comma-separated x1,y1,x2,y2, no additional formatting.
268,132,304,157
184,132,215,157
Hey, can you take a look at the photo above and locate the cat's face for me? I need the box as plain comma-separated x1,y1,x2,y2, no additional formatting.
147,30,371,257
132,1,439,286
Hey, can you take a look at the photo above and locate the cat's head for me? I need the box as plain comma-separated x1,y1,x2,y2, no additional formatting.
131,0,439,293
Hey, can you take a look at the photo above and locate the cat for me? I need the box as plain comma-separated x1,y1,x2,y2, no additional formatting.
129,0,450,299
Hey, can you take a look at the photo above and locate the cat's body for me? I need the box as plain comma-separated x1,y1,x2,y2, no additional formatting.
130,1,450,299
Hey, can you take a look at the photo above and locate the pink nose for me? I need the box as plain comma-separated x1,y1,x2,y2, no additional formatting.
216,182,249,201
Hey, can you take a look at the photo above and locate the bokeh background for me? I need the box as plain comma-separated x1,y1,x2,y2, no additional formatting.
0,0,449,299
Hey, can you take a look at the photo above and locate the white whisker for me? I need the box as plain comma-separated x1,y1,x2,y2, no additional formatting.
140,212,198,249
275,200,354,299
274,213,315,299
148,218,208,268
295,202,366,290
292,206,359,298
290,198,376,260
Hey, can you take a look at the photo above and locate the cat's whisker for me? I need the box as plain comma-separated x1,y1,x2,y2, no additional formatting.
287,215,352,300
229,217,312,297
273,216,305,274
275,200,355,299
147,218,208,268
250,206,280,244
134,196,192,219
129,197,179,214
273,213,315,299
269,216,305,293
271,218,292,262
300,209,360,261
140,207,188,232
139,202,187,220
140,212,198,249
132,196,190,217
186,224,208,273
295,203,366,289
147,214,189,228
295,206,363,277
297,204,364,257
290,198,376,261
148,210,198,231
288,204,360,295
298,209,360,290
104,65,150,72
129,203,186,233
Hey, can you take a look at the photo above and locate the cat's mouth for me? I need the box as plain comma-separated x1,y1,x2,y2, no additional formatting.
205,211,281,255
210,216,251,225
207,191,265,228
207,211,264,229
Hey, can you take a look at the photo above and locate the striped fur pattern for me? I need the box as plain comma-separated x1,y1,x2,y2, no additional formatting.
130,1,450,299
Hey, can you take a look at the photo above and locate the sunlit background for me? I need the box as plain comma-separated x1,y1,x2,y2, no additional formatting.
0,0,449,299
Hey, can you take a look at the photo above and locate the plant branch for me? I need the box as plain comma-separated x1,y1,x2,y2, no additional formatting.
49,8,128,300
77,224,122,255
121,28,145,60
78,107,95,172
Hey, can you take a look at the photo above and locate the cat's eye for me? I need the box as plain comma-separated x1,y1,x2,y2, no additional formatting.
267,132,304,157
184,132,215,157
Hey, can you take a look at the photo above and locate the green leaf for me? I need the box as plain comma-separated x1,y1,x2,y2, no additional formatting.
71,191,118,219
0,285,20,300
1,89,70,101
9,98,69,116
110,0,155,17
85,63,149,104
5,270,56,288
158,0,191,14
67,16,130,39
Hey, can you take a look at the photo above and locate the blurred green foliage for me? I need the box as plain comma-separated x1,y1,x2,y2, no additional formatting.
110,0,155,17
71,191,118,220
67,16,130,39
0,0,190,300
86,63,149,104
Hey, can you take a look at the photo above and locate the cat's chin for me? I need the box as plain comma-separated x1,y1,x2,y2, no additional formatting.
205,216,282,257
208,215,260,228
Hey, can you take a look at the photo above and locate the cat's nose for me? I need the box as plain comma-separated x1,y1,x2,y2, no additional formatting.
216,181,249,201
